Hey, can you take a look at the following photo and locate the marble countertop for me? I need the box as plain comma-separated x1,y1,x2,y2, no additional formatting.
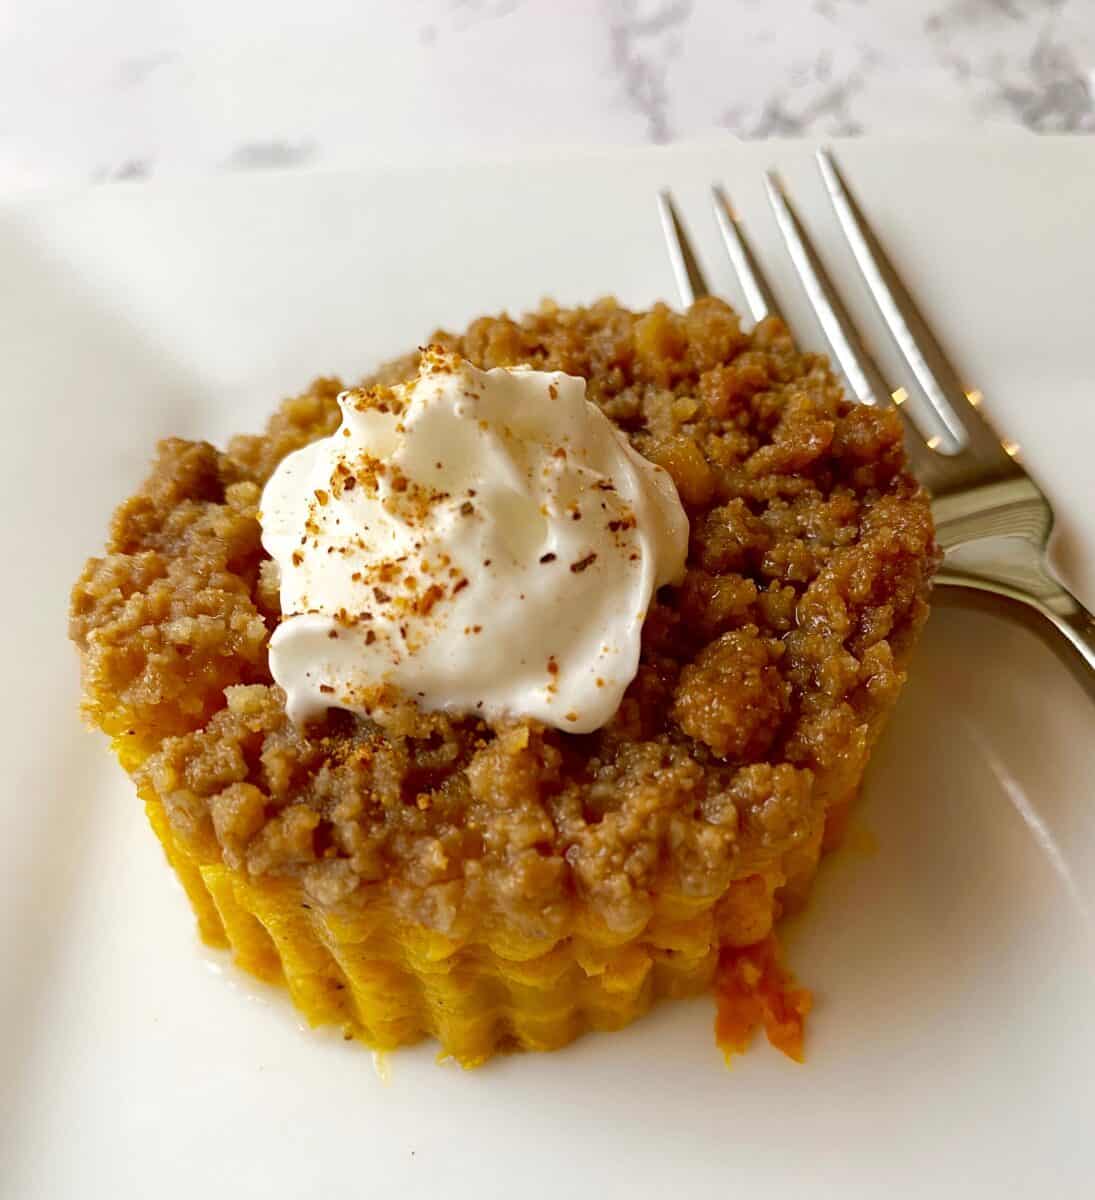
2,0,1093,190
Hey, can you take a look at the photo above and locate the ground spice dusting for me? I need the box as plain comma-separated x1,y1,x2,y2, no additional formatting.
69,297,937,1065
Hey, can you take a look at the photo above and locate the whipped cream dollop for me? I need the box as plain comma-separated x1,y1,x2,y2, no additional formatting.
259,348,688,733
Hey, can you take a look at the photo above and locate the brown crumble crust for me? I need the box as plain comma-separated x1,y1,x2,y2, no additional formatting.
70,298,938,932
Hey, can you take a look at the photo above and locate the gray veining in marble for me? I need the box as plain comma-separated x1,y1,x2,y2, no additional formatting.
0,0,1090,190
607,0,694,143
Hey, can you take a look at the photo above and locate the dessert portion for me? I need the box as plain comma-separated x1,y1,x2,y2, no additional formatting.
70,298,938,1066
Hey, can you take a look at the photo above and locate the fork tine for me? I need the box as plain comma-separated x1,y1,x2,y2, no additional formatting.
816,148,1012,464
763,172,893,411
762,172,942,485
657,190,709,308
711,185,780,324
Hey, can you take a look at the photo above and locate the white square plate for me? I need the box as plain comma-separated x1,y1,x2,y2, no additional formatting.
2,138,1093,1199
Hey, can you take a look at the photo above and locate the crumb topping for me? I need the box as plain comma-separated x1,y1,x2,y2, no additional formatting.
70,298,937,930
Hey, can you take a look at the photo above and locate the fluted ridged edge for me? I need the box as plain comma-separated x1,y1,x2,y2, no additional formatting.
140,783,845,1067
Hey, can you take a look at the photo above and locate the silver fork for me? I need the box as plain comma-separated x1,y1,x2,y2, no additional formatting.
657,150,1095,698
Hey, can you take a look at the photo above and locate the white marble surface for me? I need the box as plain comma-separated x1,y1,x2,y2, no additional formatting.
2,0,1093,191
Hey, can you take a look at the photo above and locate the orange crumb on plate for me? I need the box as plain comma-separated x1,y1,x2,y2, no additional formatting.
714,935,813,1063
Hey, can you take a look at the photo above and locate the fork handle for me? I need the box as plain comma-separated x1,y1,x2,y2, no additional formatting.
935,570,1095,700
